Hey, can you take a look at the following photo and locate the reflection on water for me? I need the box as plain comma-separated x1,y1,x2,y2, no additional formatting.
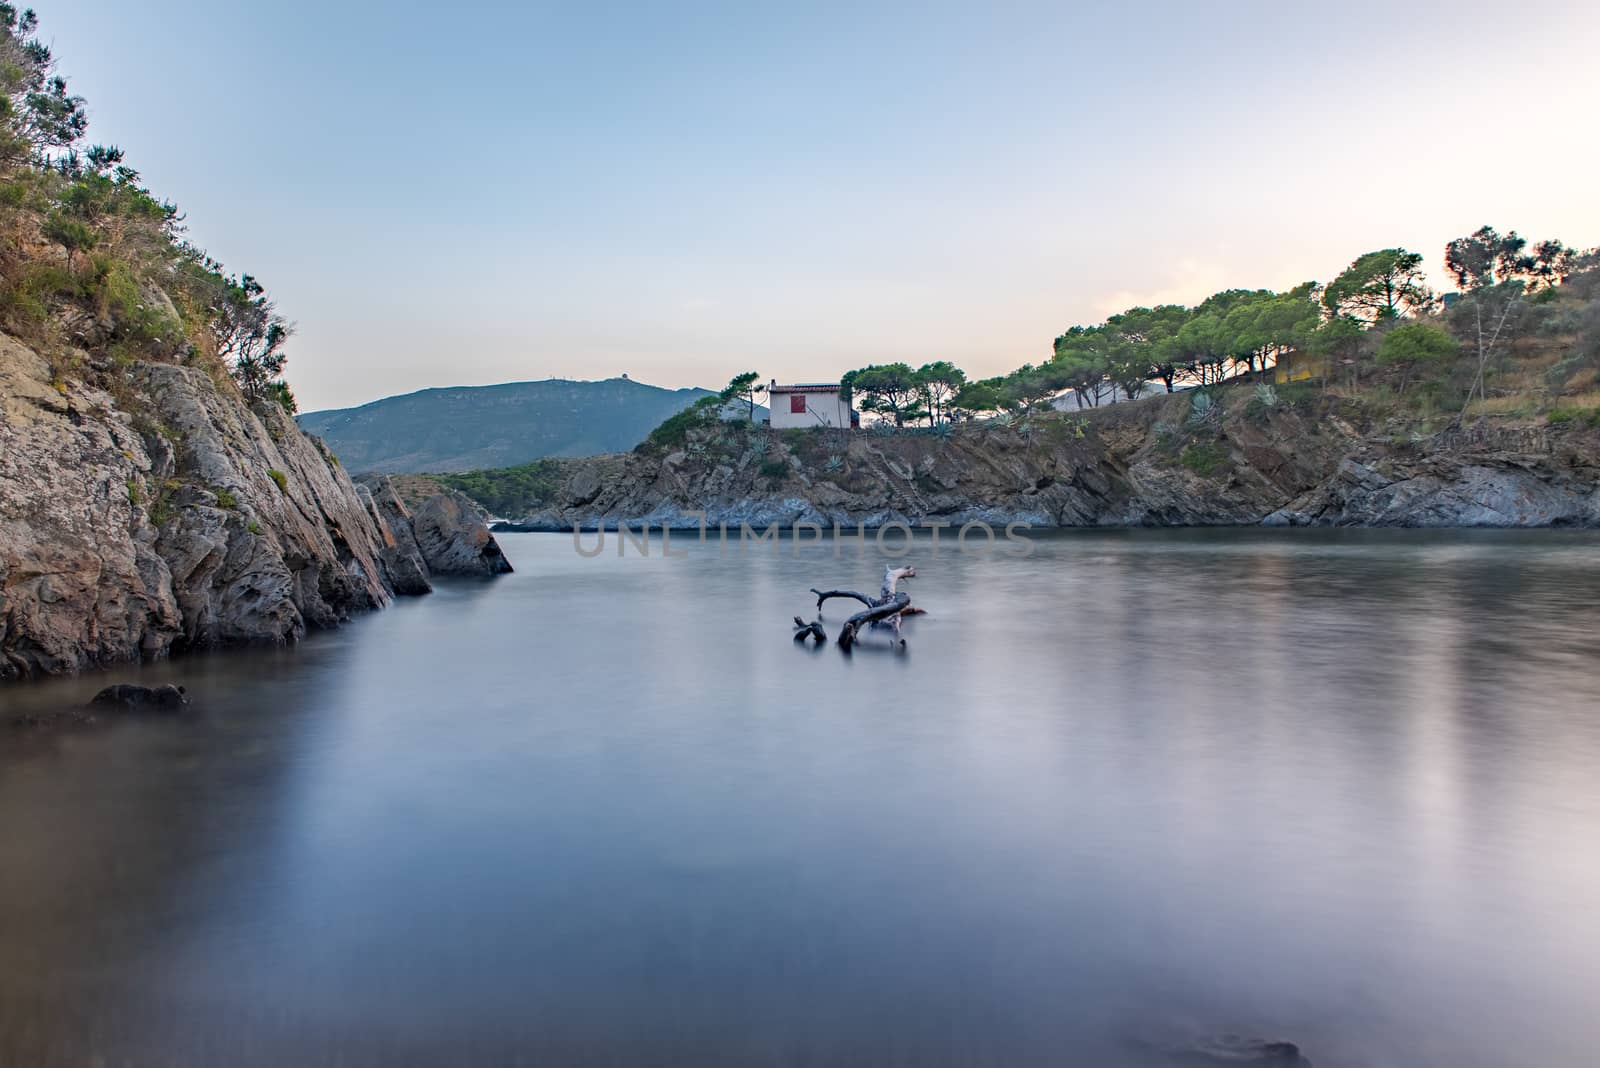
3,529,1600,1066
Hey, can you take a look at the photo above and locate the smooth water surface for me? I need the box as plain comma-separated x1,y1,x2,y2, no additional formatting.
3,529,1599,1066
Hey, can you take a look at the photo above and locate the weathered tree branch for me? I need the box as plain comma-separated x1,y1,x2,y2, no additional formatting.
877,566,915,599
801,567,920,649
838,592,911,649
792,616,827,643
811,588,875,611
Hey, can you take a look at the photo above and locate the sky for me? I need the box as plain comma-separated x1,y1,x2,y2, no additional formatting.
41,0,1600,411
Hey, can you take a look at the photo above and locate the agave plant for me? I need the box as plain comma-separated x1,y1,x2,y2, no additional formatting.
1187,391,1217,426
1253,383,1279,409
749,435,770,456
824,454,844,472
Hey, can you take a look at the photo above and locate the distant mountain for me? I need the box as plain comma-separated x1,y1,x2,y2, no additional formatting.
297,377,758,473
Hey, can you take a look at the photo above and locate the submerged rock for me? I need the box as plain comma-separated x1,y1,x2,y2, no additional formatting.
1169,1035,1309,1064
89,683,188,710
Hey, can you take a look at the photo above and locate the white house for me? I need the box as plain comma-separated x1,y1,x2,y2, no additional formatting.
767,380,856,429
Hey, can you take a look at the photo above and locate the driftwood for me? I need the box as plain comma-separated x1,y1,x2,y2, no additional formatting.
792,616,827,643
838,591,911,649
810,588,875,611
800,566,917,649
811,566,916,615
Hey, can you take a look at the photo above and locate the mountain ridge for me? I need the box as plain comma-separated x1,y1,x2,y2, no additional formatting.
297,376,744,473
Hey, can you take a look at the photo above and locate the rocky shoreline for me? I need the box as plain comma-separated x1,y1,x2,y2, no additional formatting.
0,331,510,681
486,390,1600,533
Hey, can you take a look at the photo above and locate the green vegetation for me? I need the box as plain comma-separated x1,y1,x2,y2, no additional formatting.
148,477,180,525
758,459,788,479
1180,442,1227,476
0,4,296,408
212,487,238,510
1250,383,1279,412
827,225,1595,435
1446,226,1581,291
1376,323,1459,394
841,364,922,425
645,395,723,449
720,371,765,422
267,468,288,492
434,459,563,516
1322,249,1432,324
818,229,1600,438
1547,407,1600,428
1186,391,1218,426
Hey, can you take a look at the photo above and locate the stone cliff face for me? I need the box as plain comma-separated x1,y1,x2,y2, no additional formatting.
0,332,508,680
498,390,1600,531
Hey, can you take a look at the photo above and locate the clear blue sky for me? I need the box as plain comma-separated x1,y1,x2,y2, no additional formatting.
43,0,1600,410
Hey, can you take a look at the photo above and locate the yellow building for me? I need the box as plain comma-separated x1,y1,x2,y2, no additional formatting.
1274,350,1325,384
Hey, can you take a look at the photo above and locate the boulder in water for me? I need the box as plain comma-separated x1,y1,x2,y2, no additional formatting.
89,683,188,710
1171,1035,1309,1064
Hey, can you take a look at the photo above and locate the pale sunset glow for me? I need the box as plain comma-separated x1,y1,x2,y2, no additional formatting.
46,0,1600,410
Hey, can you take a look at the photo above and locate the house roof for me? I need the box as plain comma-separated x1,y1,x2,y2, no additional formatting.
769,382,843,394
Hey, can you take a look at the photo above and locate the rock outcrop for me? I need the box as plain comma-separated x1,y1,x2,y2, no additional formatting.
2,333,187,677
1264,426,1600,526
0,331,511,680
492,390,1600,531
361,478,513,578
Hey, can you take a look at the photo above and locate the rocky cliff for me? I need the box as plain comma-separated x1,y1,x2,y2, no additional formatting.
361,477,513,580
0,332,509,680
492,387,1600,531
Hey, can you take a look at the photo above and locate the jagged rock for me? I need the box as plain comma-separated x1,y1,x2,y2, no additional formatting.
410,490,514,576
1,334,184,677
89,683,188,709
360,476,511,578
1280,457,1600,527
494,394,1600,532
0,329,433,679
356,479,432,595
380,544,433,595
139,362,394,644
565,468,603,506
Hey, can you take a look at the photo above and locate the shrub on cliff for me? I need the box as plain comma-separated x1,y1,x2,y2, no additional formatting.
0,3,296,410
643,395,722,450
1376,323,1459,394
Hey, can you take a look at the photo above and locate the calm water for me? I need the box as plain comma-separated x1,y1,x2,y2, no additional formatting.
3,530,1600,1067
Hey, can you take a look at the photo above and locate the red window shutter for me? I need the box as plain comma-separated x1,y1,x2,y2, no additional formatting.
790,394,807,414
